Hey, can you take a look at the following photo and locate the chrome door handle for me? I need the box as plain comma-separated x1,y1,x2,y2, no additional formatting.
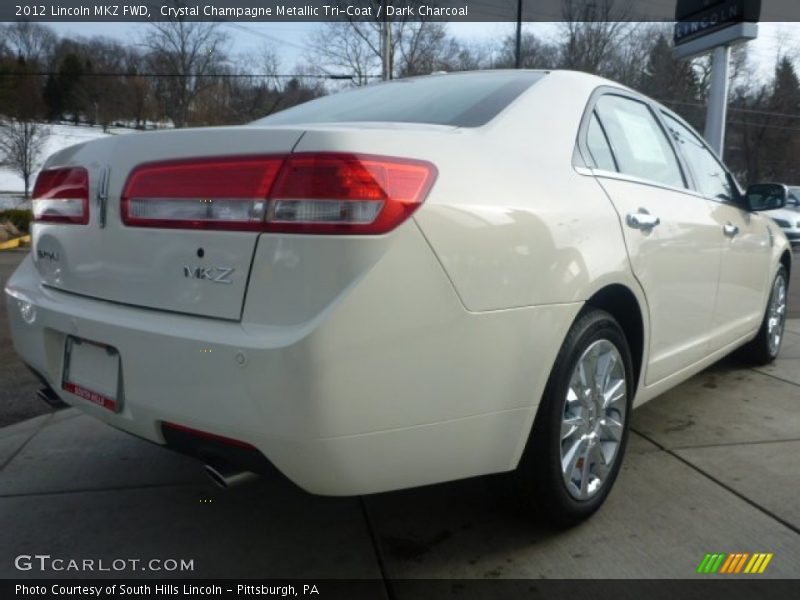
626,211,661,230
723,223,739,237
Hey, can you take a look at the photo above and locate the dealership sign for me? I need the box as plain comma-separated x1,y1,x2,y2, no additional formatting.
673,0,761,59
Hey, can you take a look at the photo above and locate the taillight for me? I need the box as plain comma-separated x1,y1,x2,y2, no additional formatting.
32,167,90,224
121,156,284,231
121,153,436,234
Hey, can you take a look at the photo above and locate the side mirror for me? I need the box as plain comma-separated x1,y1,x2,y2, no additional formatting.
745,183,788,212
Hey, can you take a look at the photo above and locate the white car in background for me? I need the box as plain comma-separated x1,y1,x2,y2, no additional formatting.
5,71,792,525
766,187,800,247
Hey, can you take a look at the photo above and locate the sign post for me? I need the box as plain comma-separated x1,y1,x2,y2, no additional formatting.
705,45,732,155
673,0,761,157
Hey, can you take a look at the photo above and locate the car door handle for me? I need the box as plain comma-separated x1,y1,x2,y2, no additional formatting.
723,223,739,237
626,211,661,230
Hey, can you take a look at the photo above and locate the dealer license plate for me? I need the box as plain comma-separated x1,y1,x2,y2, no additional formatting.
62,336,122,412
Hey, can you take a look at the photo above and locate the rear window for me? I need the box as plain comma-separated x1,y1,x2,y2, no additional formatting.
255,72,546,128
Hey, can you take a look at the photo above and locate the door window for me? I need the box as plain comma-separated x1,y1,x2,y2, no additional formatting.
586,112,617,171
594,95,685,189
663,113,735,202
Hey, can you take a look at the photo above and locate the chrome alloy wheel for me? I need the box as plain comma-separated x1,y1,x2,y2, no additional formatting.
560,339,627,501
767,273,788,357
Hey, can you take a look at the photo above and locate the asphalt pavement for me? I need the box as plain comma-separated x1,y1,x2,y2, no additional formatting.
1,248,799,584
0,250,50,427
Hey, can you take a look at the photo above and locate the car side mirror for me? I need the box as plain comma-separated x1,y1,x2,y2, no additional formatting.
745,183,788,212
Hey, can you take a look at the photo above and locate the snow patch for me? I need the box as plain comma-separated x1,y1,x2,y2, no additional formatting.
0,123,138,208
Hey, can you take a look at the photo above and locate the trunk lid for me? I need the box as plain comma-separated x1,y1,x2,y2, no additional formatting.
32,126,305,320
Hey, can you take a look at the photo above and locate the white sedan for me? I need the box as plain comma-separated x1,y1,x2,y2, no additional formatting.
5,70,792,524
765,187,800,246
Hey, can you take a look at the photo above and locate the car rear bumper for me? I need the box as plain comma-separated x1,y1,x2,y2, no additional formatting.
5,223,581,495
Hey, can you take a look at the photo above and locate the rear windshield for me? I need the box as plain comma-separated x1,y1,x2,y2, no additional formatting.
255,71,546,128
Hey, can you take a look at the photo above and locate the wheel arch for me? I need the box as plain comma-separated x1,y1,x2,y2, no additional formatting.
584,284,645,390
780,249,792,281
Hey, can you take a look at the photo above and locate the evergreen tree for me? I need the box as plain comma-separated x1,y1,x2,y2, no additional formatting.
57,53,85,125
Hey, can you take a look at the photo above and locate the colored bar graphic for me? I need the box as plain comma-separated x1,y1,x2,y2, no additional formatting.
697,554,712,574
703,554,719,573
758,554,773,573
697,552,772,574
719,554,736,573
750,554,766,573
734,553,749,573
710,553,726,573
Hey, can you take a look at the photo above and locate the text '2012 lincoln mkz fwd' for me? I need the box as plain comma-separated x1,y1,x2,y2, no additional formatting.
6,70,792,524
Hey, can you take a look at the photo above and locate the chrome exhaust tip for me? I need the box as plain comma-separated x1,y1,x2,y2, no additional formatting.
37,387,69,410
204,462,259,489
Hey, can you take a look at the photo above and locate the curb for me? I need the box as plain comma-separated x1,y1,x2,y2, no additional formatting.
0,235,31,250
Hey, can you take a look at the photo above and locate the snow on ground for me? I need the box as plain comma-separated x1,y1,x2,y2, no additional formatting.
0,123,138,209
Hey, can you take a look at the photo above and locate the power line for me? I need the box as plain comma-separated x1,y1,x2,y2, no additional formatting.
728,119,800,133
223,22,310,53
0,70,359,79
657,97,800,121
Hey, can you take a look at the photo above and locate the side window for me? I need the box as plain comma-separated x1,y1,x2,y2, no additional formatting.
594,95,685,189
663,113,734,202
586,112,617,171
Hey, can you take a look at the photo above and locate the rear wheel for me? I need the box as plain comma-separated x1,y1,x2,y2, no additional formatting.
513,309,634,526
739,266,788,365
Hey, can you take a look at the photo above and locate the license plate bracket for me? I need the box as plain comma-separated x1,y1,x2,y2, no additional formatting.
62,336,122,412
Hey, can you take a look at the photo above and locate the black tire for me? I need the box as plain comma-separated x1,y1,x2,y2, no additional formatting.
512,308,635,527
739,266,789,366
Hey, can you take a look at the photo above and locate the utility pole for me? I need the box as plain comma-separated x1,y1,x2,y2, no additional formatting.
704,45,731,157
515,0,523,68
382,1,392,81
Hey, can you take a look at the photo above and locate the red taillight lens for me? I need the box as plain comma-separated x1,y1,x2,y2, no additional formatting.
266,153,436,234
121,156,284,231
32,167,90,224
121,153,436,234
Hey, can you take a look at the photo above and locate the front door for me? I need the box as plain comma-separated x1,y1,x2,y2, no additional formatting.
661,113,773,349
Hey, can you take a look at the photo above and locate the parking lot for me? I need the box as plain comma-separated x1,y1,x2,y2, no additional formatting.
1,248,799,584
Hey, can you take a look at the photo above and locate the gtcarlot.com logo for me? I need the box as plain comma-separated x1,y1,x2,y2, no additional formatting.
14,554,194,573
697,552,773,574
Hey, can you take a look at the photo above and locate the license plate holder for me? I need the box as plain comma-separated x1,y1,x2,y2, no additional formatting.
62,336,122,412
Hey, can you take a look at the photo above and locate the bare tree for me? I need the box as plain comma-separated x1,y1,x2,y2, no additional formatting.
260,43,283,91
494,31,559,70
0,119,50,198
450,39,495,71
394,21,462,76
2,22,56,67
307,2,461,83
559,0,633,76
308,22,379,86
142,10,229,127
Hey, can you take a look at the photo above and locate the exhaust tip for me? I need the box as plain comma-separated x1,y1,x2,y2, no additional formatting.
204,462,258,489
37,387,69,410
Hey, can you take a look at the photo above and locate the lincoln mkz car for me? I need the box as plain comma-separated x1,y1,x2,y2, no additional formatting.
5,71,792,523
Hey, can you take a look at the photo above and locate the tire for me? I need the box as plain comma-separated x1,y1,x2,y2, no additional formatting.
739,266,789,366
512,309,635,527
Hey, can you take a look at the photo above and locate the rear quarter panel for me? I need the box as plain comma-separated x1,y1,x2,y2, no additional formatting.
406,72,636,312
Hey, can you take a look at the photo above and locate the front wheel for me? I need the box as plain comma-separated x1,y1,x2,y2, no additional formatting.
513,309,634,526
739,266,788,366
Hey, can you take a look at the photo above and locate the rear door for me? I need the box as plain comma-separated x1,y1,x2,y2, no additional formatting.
661,112,772,348
581,92,722,384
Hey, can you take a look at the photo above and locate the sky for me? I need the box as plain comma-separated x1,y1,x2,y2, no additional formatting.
41,21,800,83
